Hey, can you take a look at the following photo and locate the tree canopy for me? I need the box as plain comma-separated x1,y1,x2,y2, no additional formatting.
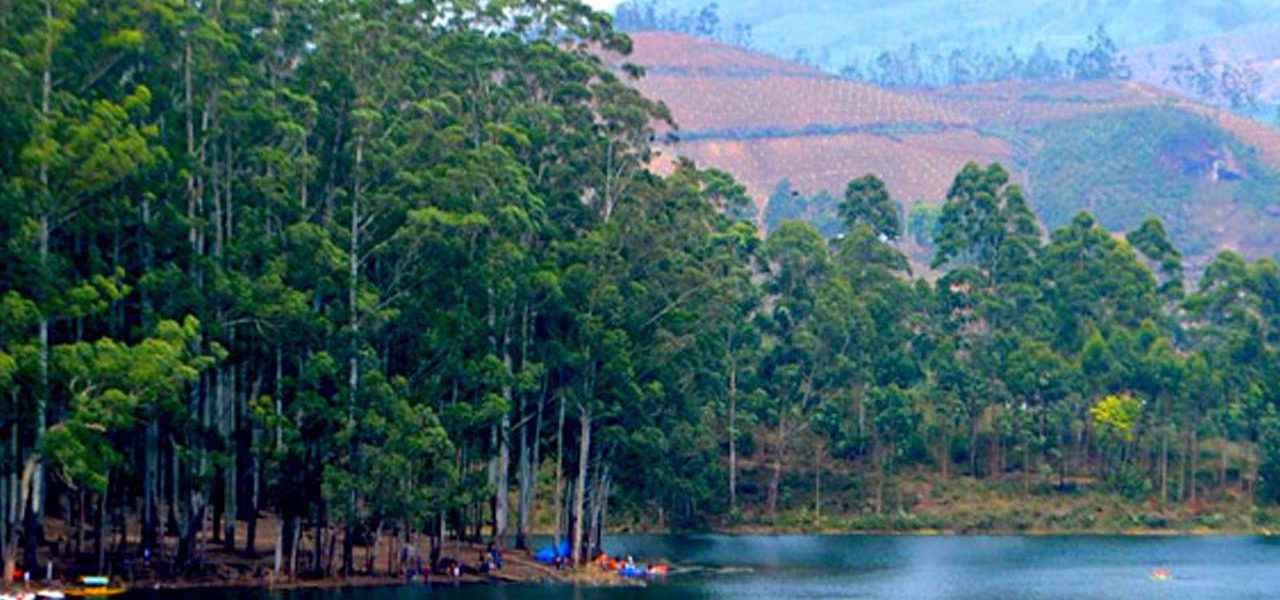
1,0,1279,584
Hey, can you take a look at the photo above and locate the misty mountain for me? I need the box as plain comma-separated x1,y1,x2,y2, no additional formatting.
618,0,1280,73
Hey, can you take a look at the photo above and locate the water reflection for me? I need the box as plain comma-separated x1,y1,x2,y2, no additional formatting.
124,535,1280,600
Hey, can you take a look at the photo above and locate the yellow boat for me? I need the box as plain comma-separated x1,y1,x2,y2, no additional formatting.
62,589,125,599
62,578,126,598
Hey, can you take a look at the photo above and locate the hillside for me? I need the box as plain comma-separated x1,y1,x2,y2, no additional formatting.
614,32,1015,212
612,32,1280,268
629,0,1280,86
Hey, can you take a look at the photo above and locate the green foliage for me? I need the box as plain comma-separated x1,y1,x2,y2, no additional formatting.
1029,106,1280,257
1105,465,1152,501
907,203,942,247
1260,411,1280,504
46,318,205,492
763,180,842,239
1041,213,1160,349
933,162,1039,283
2,3,1280,580
1127,217,1186,301
1090,394,1143,444
841,175,901,242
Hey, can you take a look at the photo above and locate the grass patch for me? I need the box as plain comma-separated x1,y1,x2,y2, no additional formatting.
718,472,1280,535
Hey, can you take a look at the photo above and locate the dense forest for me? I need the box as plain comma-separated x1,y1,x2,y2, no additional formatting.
2,0,1280,588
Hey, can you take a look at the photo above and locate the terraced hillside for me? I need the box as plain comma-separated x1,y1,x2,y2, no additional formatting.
619,32,1016,211
611,32,1280,268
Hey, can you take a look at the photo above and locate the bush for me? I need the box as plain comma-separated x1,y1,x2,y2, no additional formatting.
1197,513,1226,529
1140,513,1169,529
1106,466,1152,501
1251,506,1271,527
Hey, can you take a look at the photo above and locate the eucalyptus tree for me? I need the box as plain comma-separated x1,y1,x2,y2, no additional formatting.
1127,217,1185,305
758,221,829,515
1186,254,1280,499
1041,213,1159,350
841,175,901,242
1003,338,1075,491
930,163,1042,477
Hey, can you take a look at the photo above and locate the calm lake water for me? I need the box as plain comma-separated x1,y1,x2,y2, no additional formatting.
126,535,1280,600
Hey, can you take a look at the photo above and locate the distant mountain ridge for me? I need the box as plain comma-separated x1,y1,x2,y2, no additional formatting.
632,0,1280,61
610,31,1280,270
617,0,1280,106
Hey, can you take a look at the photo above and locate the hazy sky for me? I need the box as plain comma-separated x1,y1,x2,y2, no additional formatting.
584,0,622,12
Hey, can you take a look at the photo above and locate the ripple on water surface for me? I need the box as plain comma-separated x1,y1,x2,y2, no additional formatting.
122,535,1280,600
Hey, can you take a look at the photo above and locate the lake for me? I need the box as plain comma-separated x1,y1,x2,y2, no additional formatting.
126,535,1280,600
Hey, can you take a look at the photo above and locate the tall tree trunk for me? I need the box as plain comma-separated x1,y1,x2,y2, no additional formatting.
1219,424,1229,493
515,411,532,551
571,407,590,564
222,359,238,552
940,418,950,480
2,419,12,565
245,447,258,556
1023,437,1032,495
813,450,822,520
313,497,324,572
1159,402,1169,503
727,333,739,509
1189,424,1199,505
96,480,109,574
184,0,198,254
173,442,187,564
31,0,56,561
2,458,36,588
342,134,364,580
367,520,382,576
494,421,510,544
143,421,159,557
600,473,611,556
1177,429,1187,502
968,417,980,478
493,415,510,546
767,417,786,517
587,466,609,557
288,516,300,581
272,513,284,584
552,392,565,544
515,307,536,551
244,360,262,558
876,445,887,515
341,521,354,578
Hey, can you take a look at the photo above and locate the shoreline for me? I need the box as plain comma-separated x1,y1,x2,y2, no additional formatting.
708,525,1276,537
5,524,1274,595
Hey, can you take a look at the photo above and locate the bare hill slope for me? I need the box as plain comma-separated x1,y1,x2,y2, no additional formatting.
613,32,1280,267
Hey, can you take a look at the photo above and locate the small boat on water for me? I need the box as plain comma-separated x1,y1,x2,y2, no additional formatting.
0,591,63,600
62,577,125,598
599,554,670,579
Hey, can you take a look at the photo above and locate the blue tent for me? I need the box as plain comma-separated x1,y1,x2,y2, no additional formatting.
534,540,573,564
534,547,556,563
